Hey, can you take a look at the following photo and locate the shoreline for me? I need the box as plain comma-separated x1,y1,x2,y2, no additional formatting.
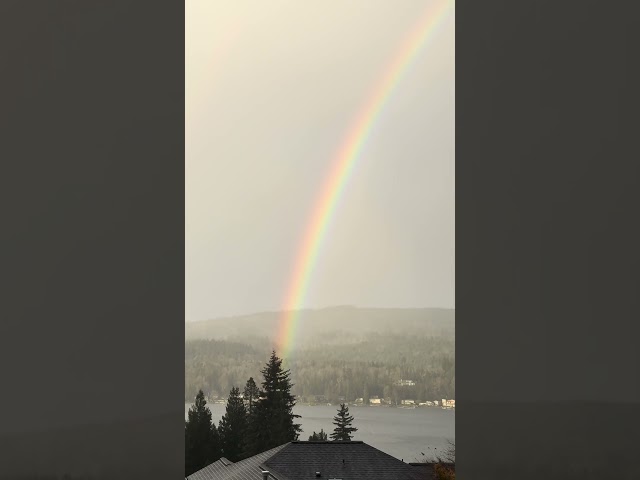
194,401,454,410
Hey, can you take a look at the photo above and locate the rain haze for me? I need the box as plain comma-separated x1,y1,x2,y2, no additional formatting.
186,0,454,323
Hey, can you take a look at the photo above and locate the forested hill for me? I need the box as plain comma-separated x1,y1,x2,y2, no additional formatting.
185,306,454,347
185,307,455,403
185,334,455,403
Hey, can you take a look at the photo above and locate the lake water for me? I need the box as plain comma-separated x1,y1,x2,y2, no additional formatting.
185,403,454,462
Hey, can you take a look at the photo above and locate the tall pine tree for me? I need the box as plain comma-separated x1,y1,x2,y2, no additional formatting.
243,377,259,416
185,390,221,476
245,351,302,456
330,403,358,441
218,386,248,462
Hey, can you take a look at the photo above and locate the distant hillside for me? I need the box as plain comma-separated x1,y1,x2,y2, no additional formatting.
185,306,455,347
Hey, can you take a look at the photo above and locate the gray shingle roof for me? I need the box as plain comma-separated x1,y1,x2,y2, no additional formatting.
187,444,287,480
264,441,424,480
188,441,426,480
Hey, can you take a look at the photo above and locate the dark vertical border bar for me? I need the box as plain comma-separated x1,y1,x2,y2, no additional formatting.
457,0,640,478
0,1,184,479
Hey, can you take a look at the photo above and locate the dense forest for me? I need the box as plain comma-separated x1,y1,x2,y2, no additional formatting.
185,307,455,403
186,352,301,476
185,332,454,403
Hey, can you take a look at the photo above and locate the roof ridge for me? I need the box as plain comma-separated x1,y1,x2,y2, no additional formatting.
358,441,423,468
292,440,364,444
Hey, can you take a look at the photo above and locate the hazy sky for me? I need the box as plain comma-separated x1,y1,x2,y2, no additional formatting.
186,0,454,322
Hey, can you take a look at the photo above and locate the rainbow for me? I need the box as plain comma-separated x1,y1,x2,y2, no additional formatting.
276,0,454,357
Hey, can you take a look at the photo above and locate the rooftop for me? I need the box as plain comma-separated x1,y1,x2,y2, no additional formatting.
187,444,286,480
265,441,424,480
187,441,429,480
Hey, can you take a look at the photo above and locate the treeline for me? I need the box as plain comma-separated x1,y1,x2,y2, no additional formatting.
186,350,363,477
185,333,455,402
185,339,270,400
185,351,300,477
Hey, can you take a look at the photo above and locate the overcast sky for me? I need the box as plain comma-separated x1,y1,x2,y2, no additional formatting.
186,0,454,322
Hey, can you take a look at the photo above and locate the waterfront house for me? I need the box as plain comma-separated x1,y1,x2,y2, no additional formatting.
395,379,417,387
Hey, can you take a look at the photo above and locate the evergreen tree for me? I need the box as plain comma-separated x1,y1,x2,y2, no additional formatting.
245,351,302,456
210,423,222,461
243,377,259,415
330,403,358,441
218,386,248,462
308,429,328,441
185,390,220,476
